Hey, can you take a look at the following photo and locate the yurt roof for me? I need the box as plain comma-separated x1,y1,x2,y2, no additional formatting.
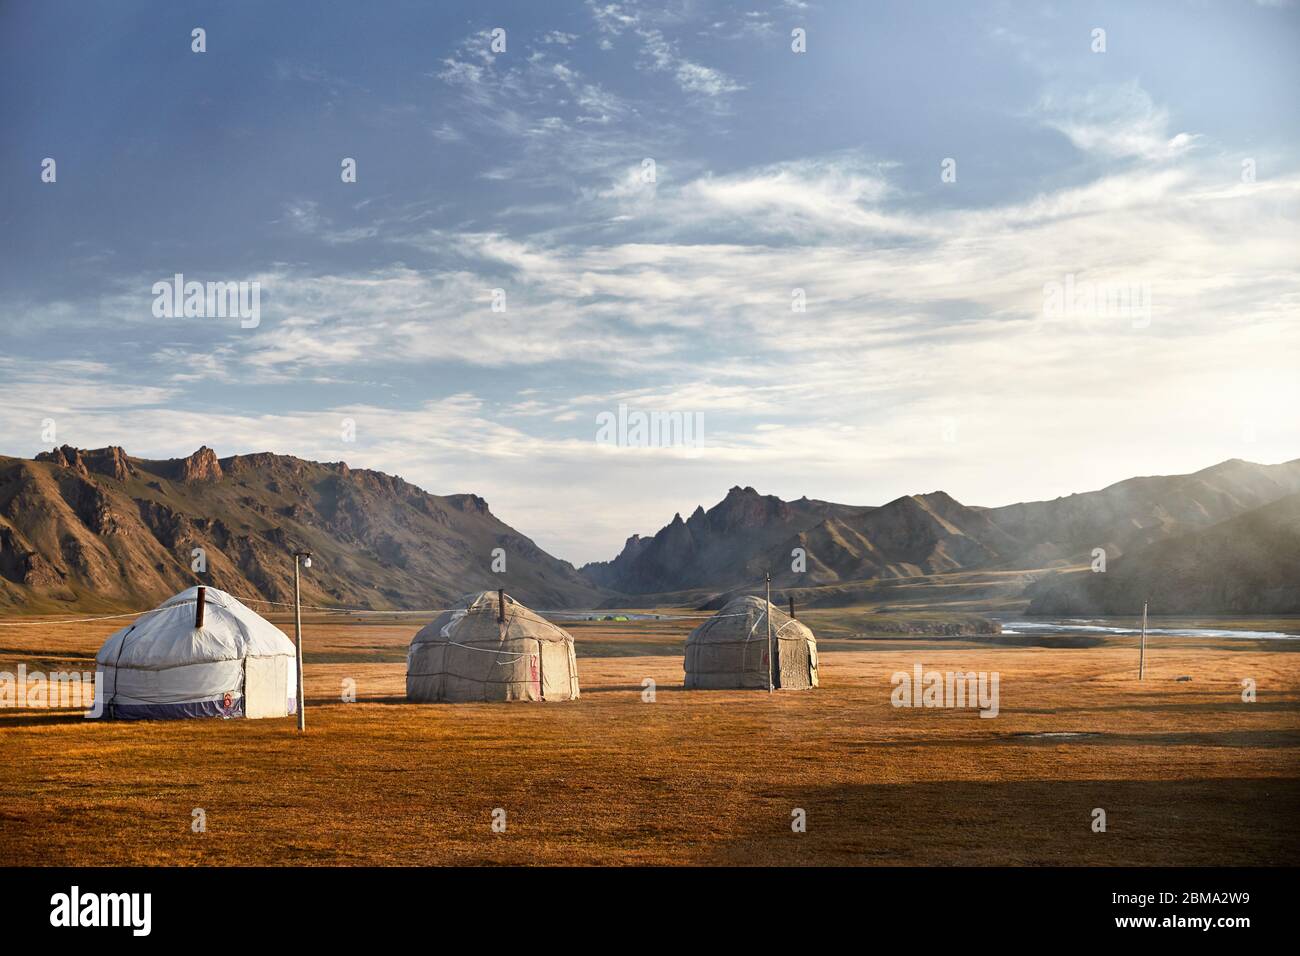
96,586,296,670
687,594,814,645
411,591,575,647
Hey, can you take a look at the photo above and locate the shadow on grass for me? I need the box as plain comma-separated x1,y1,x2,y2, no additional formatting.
864,728,1300,749
0,710,95,727
704,777,1300,866
353,687,693,704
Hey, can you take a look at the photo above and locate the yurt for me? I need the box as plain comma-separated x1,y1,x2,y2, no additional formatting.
95,586,297,719
684,595,818,690
406,591,579,702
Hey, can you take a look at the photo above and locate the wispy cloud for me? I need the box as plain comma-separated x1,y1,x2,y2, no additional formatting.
1034,82,1199,161
5,3,1298,563
585,2,745,107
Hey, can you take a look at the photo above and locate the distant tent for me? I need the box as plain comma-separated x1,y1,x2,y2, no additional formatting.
406,591,580,702
95,586,297,719
684,595,818,690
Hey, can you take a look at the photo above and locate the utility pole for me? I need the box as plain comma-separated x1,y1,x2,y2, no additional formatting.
766,572,773,693
293,550,311,732
1139,601,1148,681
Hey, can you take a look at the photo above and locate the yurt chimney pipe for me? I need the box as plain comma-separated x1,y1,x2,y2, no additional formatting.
789,596,795,619
195,586,206,629
498,588,505,623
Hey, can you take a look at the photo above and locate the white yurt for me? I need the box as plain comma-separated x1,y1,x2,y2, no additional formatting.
95,586,298,719
684,595,819,690
406,591,579,702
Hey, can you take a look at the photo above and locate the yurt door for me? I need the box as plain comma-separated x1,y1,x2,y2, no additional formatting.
244,656,290,718
778,635,811,689
540,642,573,700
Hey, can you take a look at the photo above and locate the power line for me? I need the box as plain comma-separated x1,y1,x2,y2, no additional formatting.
0,580,763,626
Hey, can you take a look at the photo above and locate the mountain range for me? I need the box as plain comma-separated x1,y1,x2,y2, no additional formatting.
0,445,601,611
2,445,1298,614
580,458,1300,612
1025,491,1300,615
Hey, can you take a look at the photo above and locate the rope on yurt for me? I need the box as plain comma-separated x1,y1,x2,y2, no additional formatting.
0,600,196,626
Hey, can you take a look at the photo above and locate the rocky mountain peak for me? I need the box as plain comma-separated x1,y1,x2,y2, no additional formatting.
0,445,602,610
96,446,134,481
447,493,490,515
710,485,790,530
35,445,88,477
36,445,135,482
177,446,223,482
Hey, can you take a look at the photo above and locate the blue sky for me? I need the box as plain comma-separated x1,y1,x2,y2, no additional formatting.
2,0,1298,564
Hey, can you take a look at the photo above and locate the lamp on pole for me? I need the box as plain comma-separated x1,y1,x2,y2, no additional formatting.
293,550,312,732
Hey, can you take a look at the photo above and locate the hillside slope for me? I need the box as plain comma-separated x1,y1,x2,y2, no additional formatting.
580,486,875,593
769,491,1022,585
1025,491,1300,615
582,458,1300,596
984,457,1300,567
0,445,603,611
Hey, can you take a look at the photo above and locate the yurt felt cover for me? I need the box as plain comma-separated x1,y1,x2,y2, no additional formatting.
683,594,819,690
95,587,298,719
406,591,580,702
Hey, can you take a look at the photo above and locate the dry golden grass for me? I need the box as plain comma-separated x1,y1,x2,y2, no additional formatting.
1,613,1298,865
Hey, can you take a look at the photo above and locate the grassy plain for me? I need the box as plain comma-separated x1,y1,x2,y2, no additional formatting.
1,610,1297,865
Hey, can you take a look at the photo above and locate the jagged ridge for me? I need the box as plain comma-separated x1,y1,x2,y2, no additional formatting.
580,458,1300,597
0,446,604,611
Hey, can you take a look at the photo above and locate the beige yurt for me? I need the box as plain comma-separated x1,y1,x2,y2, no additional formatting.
406,591,580,702
684,595,818,690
